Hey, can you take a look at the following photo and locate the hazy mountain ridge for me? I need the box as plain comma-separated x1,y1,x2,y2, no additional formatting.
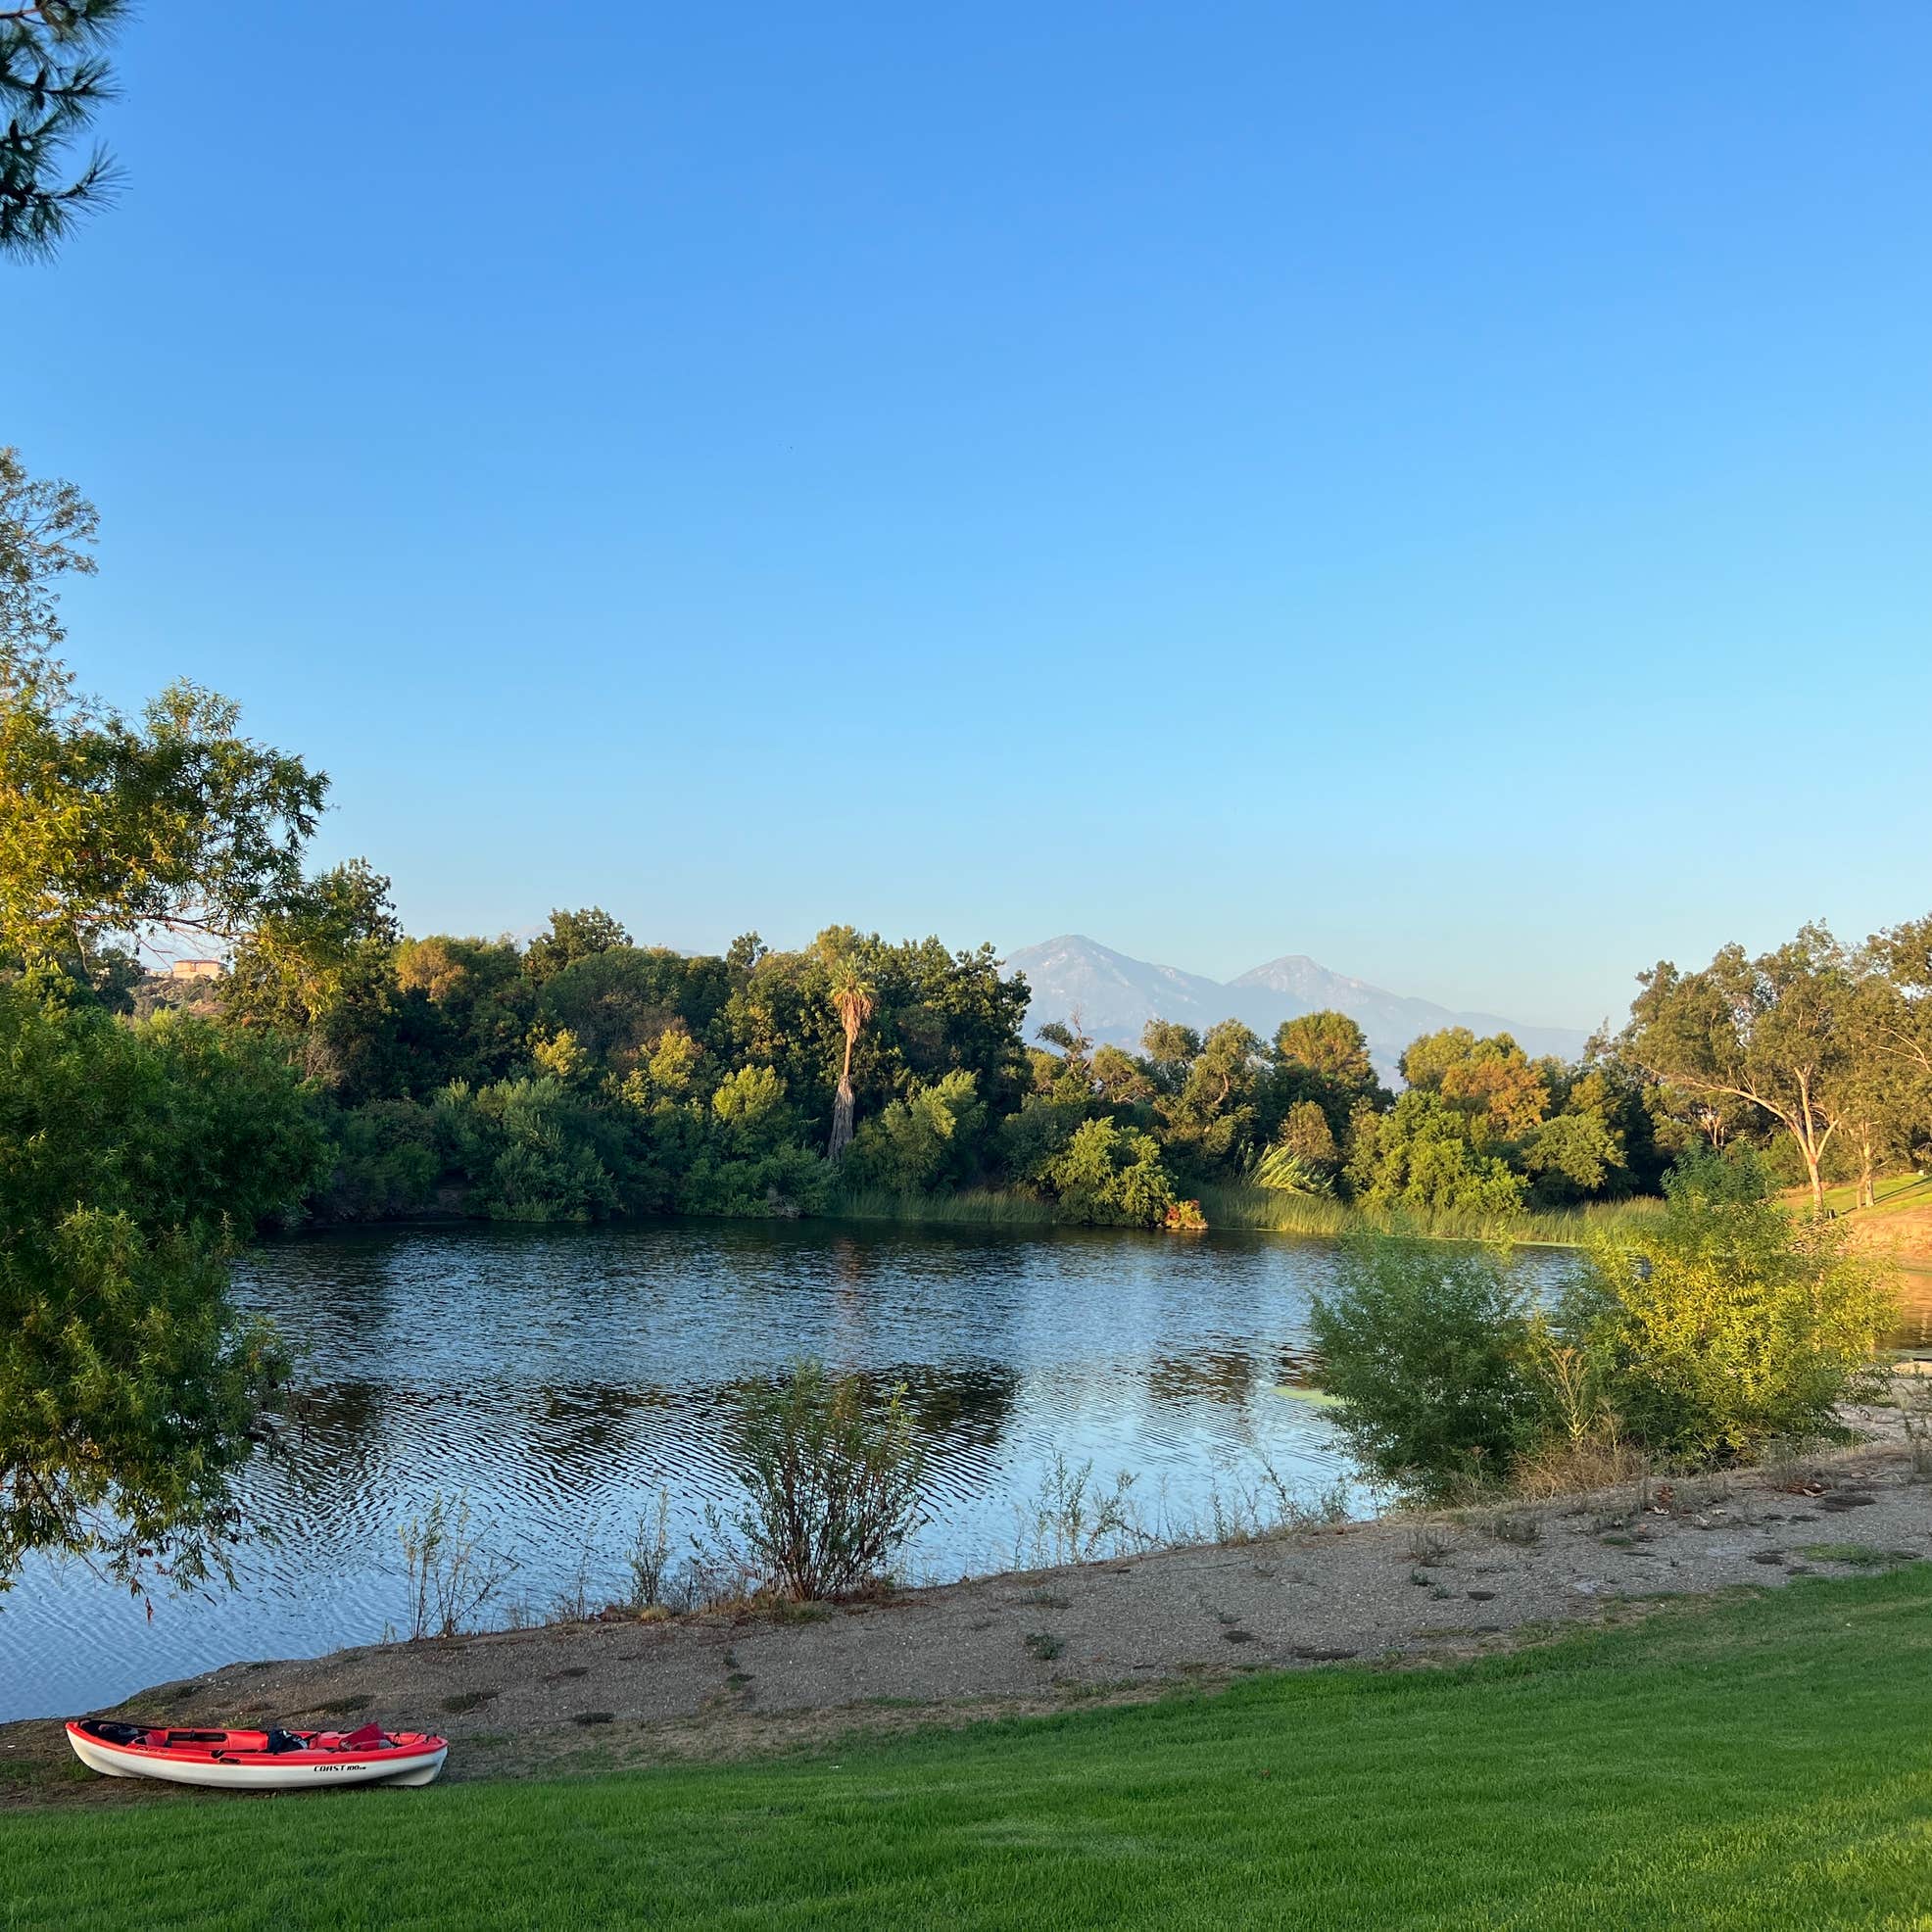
1005,936,1591,1079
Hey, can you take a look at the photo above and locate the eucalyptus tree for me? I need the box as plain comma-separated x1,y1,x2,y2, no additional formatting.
1867,914,1932,1107
1621,926,1854,1213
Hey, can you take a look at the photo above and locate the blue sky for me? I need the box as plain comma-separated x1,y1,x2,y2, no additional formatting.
13,2,1930,1032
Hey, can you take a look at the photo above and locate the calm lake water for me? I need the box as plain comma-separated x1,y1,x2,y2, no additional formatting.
4,1221,1919,1723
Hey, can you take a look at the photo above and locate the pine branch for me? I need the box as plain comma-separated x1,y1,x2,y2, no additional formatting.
0,0,126,261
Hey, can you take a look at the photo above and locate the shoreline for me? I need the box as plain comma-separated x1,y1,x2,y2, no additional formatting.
7,1411,1923,1809
273,1189,1932,1268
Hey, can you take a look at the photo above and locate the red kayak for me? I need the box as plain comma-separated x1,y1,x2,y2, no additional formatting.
67,1718,448,1789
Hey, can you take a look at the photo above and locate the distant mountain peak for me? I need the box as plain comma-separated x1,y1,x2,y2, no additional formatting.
1005,936,1588,1078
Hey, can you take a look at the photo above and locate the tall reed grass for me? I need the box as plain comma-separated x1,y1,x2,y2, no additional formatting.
828,1185,1062,1229
829,1180,1665,1248
1194,1183,1666,1248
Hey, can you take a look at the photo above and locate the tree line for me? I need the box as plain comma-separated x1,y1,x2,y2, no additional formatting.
116,886,1932,1234
8,445,1931,1242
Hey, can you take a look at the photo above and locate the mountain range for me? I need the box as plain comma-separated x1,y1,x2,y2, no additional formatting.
1003,936,1592,1082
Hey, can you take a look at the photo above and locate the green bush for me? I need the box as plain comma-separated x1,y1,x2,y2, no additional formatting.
1348,1091,1528,1219
319,1097,440,1219
1560,1152,1896,1464
438,1076,624,1222
712,1362,926,1600
1308,1229,1541,1502
1036,1117,1177,1226
843,1070,986,1193
680,1140,830,1218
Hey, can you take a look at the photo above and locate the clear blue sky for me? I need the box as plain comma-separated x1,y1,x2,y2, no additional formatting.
14,2,1930,1032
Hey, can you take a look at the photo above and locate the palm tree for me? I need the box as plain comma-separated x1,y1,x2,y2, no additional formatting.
826,961,876,1164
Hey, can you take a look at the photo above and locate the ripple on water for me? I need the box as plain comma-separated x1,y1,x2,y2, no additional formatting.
1,1219,1578,1720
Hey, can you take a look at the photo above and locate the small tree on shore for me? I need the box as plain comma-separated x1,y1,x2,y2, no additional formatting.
1562,1152,1894,1463
1309,1231,1540,1503
716,1362,926,1600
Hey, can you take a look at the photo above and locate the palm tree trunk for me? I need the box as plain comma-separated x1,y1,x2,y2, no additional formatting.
828,1032,856,1163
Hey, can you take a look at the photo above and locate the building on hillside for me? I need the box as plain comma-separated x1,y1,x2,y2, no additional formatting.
169,957,226,982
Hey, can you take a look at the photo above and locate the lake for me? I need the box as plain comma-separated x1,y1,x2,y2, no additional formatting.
0,1219,1437,1721
4,1220,1918,1723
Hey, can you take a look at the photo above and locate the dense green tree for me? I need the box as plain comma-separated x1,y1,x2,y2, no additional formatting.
4,459,326,976
1029,1018,1093,1097
1090,1042,1156,1110
1275,1010,1377,1088
1140,1019,1202,1082
1125,1017,1268,1182
1863,914,1932,1170
536,943,725,1069
220,861,411,1098
1399,1029,1549,1144
1278,1097,1339,1174
1268,1010,1385,1147
393,934,533,1087
0,976,322,1591
313,1097,442,1221
845,1070,987,1194
1520,1109,1624,1205
523,906,631,984
1160,1019,1266,1178
1347,1089,1528,1220
1034,1117,1176,1226
432,1076,624,1223
1823,970,1924,1209
2,662,327,967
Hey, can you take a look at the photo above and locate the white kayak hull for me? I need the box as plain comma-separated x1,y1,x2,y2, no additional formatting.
67,1728,448,1789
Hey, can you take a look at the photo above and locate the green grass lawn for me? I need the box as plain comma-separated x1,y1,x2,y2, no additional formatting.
8,1570,1932,1932
1778,1173,1932,1221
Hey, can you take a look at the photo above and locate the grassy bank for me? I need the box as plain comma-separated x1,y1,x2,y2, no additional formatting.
11,1570,1932,1929
1776,1174,1932,1267
1779,1172,1932,1221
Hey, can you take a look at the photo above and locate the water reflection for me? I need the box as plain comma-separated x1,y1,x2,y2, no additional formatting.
1145,1350,1261,1406
0,1219,1562,1720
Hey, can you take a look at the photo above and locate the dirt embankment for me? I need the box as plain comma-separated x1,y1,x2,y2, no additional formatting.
6,1399,1927,1810
1846,1208,1932,1266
